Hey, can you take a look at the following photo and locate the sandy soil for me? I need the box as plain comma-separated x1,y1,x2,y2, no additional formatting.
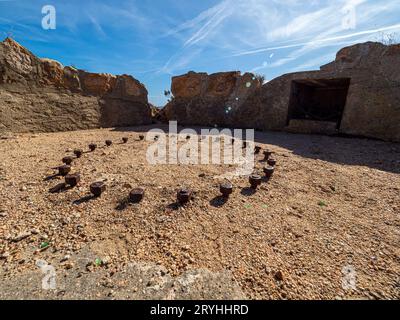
0,125,399,300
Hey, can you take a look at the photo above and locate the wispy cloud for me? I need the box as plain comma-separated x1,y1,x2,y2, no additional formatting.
1,0,399,105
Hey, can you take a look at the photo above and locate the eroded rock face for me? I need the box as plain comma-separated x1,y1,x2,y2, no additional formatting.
164,71,263,128
0,38,151,133
163,42,400,142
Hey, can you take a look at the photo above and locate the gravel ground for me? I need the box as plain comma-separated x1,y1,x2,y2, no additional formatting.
0,125,399,300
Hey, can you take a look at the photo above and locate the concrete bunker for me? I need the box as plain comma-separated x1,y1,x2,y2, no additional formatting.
286,78,351,133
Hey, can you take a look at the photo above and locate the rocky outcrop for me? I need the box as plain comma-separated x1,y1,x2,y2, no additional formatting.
163,42,400,142
163,71,263,128
0,38,151,133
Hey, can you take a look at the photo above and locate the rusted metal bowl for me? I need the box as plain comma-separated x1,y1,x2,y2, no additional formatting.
267,158,277,166
177,188,192,205
249,174,262,189
89,143,97,152
62,156,74,165
65,173,81,187
263,166,275,179
105,140,113,147
90,181,106,197
220,183,233,198
73,149,83,158
129,188,145,203
122,137,129,144
58,165,71,176
263,150,272,160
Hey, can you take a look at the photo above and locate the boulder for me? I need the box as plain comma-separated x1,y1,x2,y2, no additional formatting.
0,38,152,133
162,42,400,142
164,71,263,127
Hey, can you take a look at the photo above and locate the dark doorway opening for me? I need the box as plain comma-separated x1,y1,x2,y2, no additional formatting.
287,78,351,129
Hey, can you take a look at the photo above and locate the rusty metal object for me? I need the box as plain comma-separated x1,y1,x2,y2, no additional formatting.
58,165,71,176
267,158,277,166
129,188,144,203
263,166,275,179
263,150,272,161
139,135,145,141
177,188,192,205
122,137,129,144
249,174,262,189
65,173,80,187
62,156,74,165
105,140,113,147
90,181,106,197
89,143,97,152
220,183,233,198
73,149,83,158
254,146,262,154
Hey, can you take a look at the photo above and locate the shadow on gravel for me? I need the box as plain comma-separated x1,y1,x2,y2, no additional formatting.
240,187,256,197
115,198,129,211
73,195,96,205
166,202,181,211
209,196,228,208
113,125,400,174
44,174,60,182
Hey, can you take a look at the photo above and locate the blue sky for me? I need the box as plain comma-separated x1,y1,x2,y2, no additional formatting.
1,0,399,106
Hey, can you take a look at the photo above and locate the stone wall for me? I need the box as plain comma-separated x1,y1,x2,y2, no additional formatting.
163,42,400,142
0,38,152,134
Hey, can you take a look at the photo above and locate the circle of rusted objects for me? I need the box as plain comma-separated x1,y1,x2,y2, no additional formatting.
51,135,277,206
254,146,262,154
267,158,277,167
263,150,272,161
129,188,145,203
58,165,71,176
74,149,83,158
65,173,80,187
177,188,192,205
263,166,275,179
220,182,233,198
89,143,97,152
249,174,262,189
62,156,74,165
90,181,106,197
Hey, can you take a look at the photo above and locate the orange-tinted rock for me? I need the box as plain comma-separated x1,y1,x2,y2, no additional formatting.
80,72,116,96
164,71,263,127
171,72,207,98
0,38,151,133
205,72,239,98
41,58,65,87
162,42,400,142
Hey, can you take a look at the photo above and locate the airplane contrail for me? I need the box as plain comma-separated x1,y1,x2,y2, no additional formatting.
231,23,400,57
